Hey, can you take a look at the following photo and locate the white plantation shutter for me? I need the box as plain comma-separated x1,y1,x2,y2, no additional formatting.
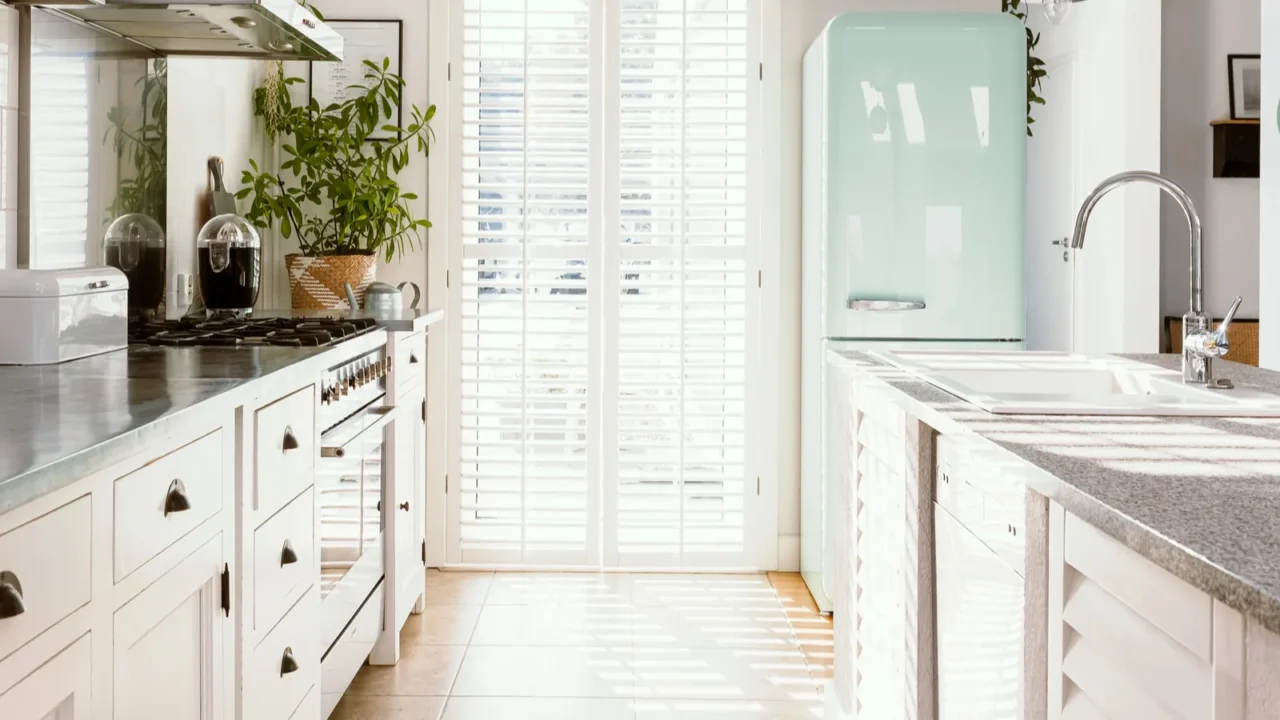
449,0,760,568
606,0,757,566
457,0,597,565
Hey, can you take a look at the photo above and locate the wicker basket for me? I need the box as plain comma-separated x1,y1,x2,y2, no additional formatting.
284,253,377,310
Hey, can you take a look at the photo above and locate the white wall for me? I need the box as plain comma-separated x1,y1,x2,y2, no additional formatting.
165,59,266,315
1262,0,1280,367
778,0,997,570
1161,0,1260,322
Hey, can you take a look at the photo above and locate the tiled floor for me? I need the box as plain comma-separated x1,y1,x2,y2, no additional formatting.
331,571,834,719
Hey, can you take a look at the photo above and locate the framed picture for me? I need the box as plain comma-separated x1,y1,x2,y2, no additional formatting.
310,19,404,140
1229,54,1262,120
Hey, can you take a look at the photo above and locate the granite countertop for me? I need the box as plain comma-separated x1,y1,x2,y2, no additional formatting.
835,351,1280,633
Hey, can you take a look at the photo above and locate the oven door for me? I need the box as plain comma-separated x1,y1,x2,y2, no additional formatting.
317,399,393,655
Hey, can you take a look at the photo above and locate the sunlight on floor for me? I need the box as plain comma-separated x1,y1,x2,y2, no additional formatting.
331,571,833,719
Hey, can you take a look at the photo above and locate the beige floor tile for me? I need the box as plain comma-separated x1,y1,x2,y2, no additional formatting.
630,574,778,608
484,572,633,606
441,697,636,720
631,647,816,702
346,645,468,696
329,694,448,720
423,571,494,606
469,604,636,646
630,604,799,650
633,698,825,719
401,605,484,645
451,646,636,698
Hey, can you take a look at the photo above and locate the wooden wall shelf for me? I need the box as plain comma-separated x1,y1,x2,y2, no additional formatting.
1211,120,1259,177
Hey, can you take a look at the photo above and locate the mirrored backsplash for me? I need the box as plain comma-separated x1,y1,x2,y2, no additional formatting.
20,7,167,299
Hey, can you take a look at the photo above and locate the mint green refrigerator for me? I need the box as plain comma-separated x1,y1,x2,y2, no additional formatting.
800,12,1027,620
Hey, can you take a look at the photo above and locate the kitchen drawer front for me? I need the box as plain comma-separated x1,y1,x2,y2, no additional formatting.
248,590,317,720
394,332,425,389
256,385,316,515
290,684,319,720
0,633,91,719
0,496,91,663
253,487,316,637
114,429,224,581
320,583,383,720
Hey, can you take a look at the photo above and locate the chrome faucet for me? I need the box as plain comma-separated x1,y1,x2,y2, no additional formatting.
1071,170,1241,387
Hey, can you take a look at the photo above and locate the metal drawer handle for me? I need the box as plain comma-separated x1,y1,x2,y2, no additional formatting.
0,571,25,619
409,352,420,364
280,647,300,675
399,501,410,512
847,299,926,311
164,479,191,516
282,426,299,451
280,540,298,566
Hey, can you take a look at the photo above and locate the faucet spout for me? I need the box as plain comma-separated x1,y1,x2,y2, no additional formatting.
1070,170,1203,314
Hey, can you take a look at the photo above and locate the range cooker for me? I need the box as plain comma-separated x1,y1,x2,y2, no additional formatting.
129,315,380,347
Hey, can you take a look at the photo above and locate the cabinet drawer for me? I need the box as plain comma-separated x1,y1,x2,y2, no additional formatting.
256,385,316,515
0,496,91,663
248,590,318,720
290,684,319,720
320,583,382,720
114,429,224,581
0,633,91,718
254,488,316,636
394,332,425,389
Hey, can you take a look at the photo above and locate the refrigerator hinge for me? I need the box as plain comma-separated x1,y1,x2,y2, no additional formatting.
422,539,427,565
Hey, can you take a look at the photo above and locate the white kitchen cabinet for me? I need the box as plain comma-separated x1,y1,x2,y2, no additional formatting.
0,634,91,719
829,365,935,720
1047,502,1244,720
113,534,230,720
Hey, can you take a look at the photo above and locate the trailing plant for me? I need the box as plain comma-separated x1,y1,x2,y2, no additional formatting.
1002,0,1047,136
104,59,167,223
237,58,436,261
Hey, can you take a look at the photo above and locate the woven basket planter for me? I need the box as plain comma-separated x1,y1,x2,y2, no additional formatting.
285,253,377,310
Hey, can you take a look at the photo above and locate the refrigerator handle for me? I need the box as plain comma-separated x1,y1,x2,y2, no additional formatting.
847,299,927,311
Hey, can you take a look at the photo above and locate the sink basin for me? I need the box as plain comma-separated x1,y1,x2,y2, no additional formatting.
871,350,1280,417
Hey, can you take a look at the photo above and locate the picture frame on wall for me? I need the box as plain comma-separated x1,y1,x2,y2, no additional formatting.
1229,54,1262,120
310,19,404,140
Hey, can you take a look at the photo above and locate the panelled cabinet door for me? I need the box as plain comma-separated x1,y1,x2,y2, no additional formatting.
394,390,425,614
0,635,91,719
113,535,229,720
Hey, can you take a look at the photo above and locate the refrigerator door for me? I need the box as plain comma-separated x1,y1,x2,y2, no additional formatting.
814,13,1027,341
801,337,1021,615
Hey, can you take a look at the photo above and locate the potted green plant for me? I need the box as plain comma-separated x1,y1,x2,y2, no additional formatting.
238,58,435,310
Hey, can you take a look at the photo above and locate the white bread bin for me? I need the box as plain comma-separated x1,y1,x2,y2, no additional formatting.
0,267,128,365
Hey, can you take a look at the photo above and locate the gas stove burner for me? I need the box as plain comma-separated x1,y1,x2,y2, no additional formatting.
129,315,379,348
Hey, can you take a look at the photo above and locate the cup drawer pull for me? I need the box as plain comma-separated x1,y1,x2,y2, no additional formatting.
280,540,299,566
282,426,300,451
280,646,300,675
164,479,192,516
0,571,25,619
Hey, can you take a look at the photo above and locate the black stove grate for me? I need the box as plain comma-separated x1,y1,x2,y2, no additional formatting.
129,316,380,348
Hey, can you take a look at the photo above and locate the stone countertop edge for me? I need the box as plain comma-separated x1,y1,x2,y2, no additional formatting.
832,350,1280,637
0,335,383,517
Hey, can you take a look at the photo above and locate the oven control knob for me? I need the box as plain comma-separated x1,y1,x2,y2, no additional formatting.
320,386,330,405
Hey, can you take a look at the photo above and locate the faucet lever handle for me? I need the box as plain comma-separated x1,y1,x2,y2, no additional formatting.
1220,295,1243,332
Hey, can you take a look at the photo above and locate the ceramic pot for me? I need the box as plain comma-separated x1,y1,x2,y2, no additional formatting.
284,253,376,310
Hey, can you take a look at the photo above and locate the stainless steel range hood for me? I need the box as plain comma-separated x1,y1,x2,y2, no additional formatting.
9,0,343,61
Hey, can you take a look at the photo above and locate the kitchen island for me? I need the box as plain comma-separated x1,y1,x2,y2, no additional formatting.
828,350,1280,720
0,308,440,720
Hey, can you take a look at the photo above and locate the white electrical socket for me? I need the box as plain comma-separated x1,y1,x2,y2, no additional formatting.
174,272,193,307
